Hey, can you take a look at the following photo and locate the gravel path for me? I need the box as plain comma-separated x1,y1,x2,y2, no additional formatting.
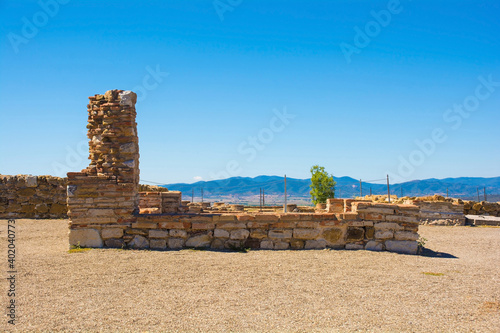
1,219,499,332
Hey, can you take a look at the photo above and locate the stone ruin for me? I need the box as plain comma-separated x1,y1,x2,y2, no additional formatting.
67,90,421,254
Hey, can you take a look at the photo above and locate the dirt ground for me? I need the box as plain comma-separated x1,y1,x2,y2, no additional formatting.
0,219,499,332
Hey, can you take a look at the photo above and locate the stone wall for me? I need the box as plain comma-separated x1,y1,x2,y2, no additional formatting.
67,90,140,248
0,173,168,219
463,201,500,217
67,90,420,255
413,201,466,226
0,175,67,219
78,202,420,254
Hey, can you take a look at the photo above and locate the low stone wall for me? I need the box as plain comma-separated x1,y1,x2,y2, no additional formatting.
0,173,170,219
139,191,183,214
413,201,466,226
70,202,420,254
0,175,67,219
464,201,500,217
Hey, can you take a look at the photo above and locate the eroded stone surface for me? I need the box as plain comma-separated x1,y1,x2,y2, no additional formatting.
186,234,212,248
69,229,103,248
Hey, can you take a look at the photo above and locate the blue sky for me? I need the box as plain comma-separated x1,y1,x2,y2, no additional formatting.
1,0,499,184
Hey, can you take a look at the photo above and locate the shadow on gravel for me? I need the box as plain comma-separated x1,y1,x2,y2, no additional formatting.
419,247,458,259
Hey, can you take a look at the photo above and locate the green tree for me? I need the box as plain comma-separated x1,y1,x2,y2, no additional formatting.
310,165,336,205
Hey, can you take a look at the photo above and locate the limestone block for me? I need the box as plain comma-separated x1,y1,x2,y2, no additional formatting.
293,228,321,240
69,229,103,248
225,240,244,249
394,231,418,241
321,228,344,245
345,243,364,250
365,241,384,251
120,142,136,154
268,229,292,239
304,239,327,249
186,234,212,248
150,239,167,250
128,235,149,249
365,226,375,239
274,241,290,250
88,208,115,217
290,239,305,249
230,229,250,240
385,240,418,255
260,240,274,249
119,90,137,107
214,229,230,238
102,228,124,239
211,239,225,249
346,227,364,241
169,230,187,238
375,230,393,240
149,230,169,238
250,229,268,239
35,203,49,214
105,239,124,248
168,238,184,249
374,222,403,231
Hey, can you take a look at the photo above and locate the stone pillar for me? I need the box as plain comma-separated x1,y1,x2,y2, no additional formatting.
67,90,139,248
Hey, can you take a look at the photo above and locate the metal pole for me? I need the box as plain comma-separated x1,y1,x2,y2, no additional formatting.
201,187,204,203
263,189,265,207
259,188,262,211
484,187,487,201
284,174,287,213
386,174,391,203
359,179,362,197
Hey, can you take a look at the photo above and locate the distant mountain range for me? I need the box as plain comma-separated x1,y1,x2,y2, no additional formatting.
159,175,500,202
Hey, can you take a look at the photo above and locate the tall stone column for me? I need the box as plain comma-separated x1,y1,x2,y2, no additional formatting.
67,90,139,248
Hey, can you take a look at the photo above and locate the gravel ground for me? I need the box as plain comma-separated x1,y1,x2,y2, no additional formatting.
1,219,499,332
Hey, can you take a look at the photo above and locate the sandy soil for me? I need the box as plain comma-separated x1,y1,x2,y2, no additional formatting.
0,219,499,332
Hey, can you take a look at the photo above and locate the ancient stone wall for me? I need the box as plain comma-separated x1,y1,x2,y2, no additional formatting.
72,202,420,254
0,175,67,219
67,90,140,247
413,201,466,226
463,201,500,217
66,89,420,254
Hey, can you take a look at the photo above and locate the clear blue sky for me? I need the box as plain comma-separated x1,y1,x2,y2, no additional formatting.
1,0,499,184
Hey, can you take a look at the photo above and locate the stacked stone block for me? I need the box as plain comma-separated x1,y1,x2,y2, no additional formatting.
415,201,465,226
68,90,140,248
351,202,420,254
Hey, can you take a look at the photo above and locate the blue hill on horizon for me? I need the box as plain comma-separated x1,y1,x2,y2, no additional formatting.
156,175,500,200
